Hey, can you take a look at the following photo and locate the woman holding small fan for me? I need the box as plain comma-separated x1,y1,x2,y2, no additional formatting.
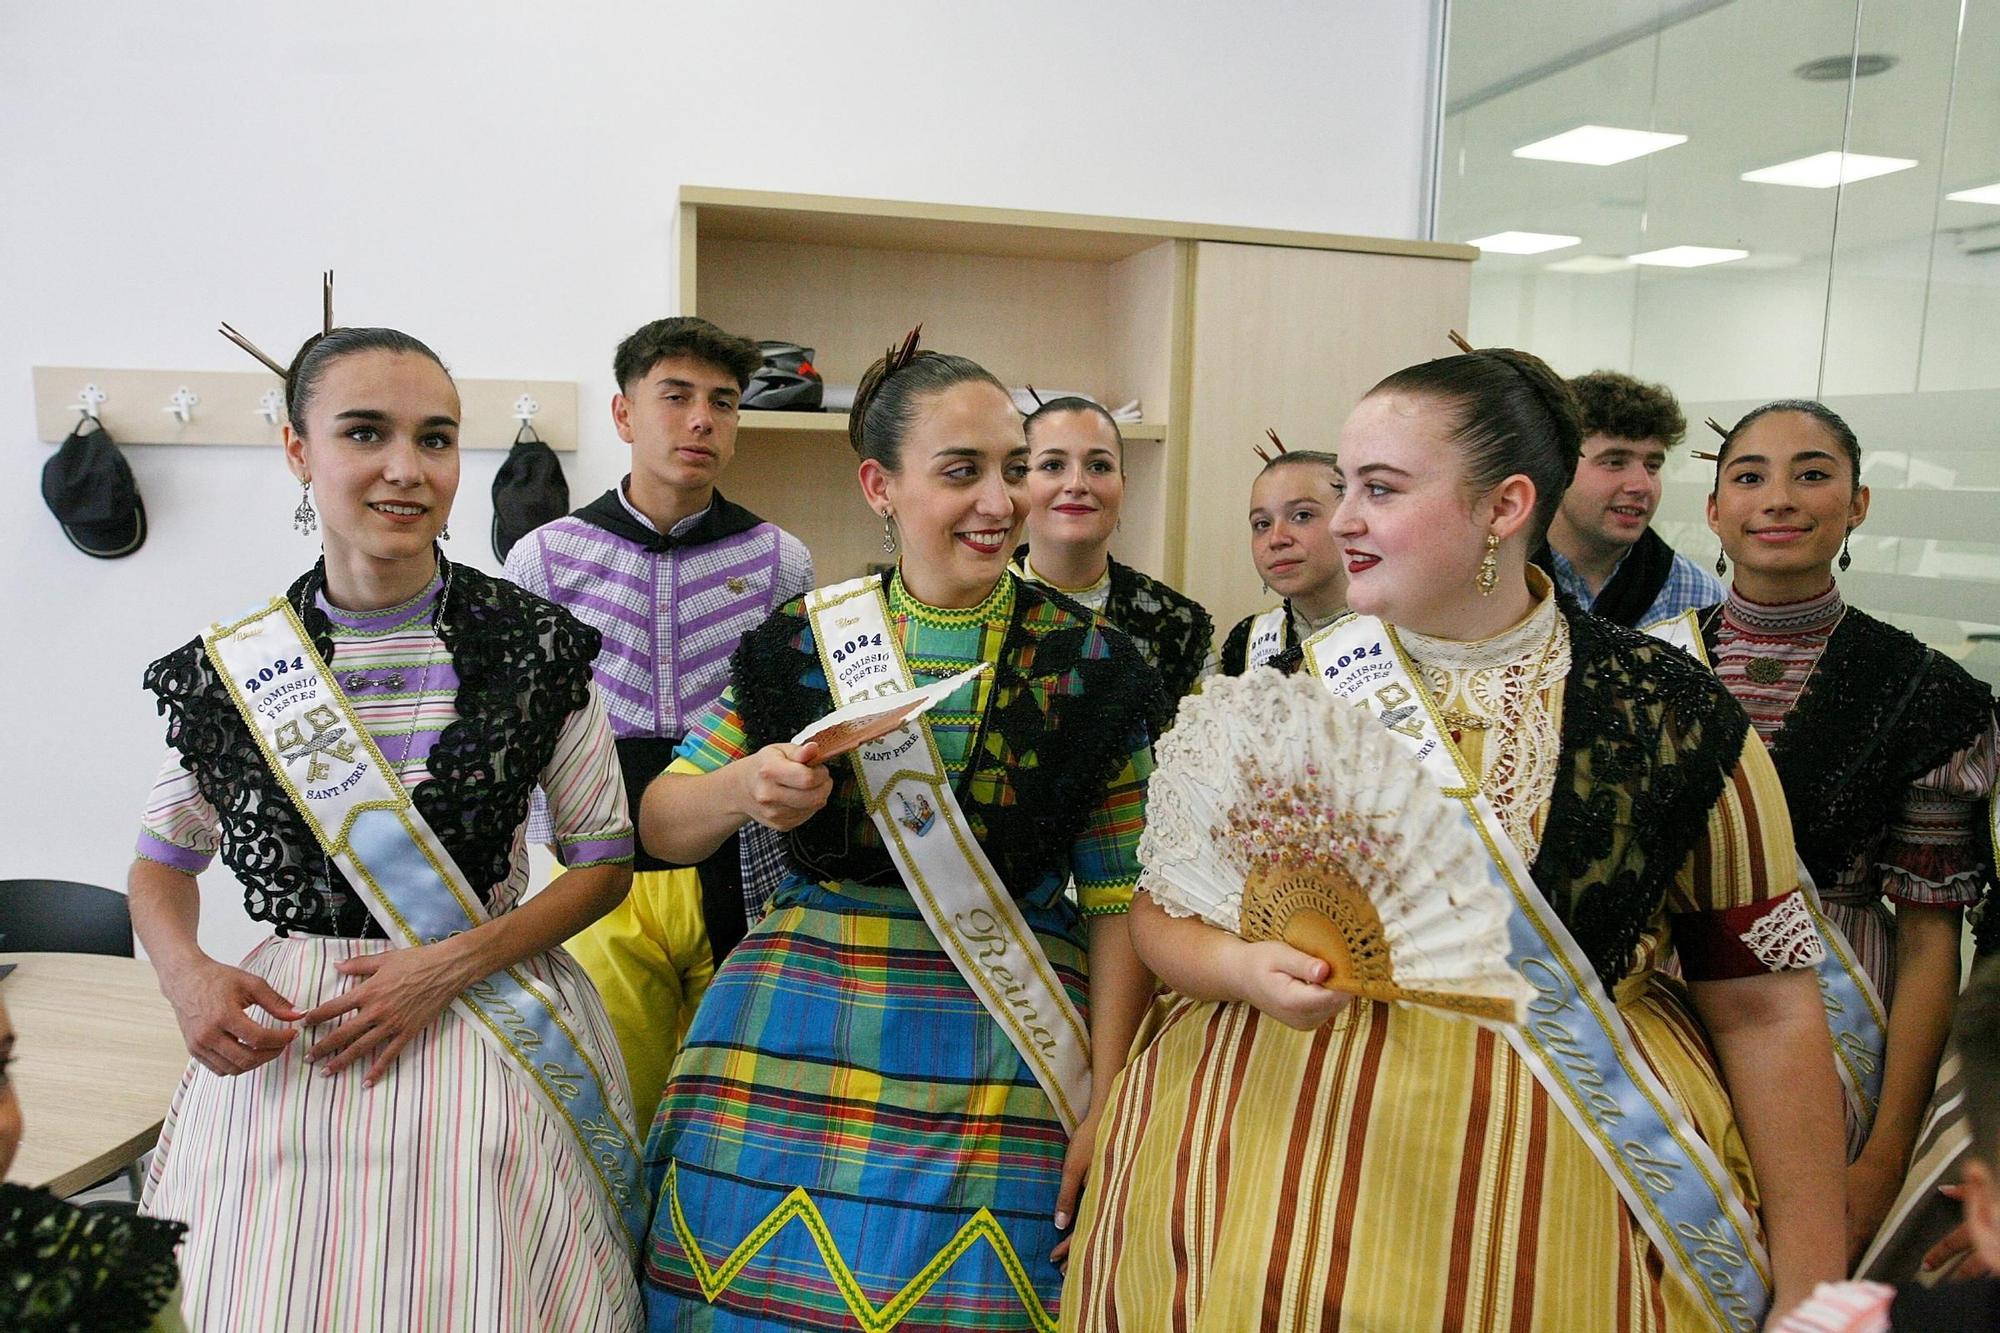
1063,343,1845,1330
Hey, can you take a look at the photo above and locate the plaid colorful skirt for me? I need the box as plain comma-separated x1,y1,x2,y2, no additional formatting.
642,876,1087,1332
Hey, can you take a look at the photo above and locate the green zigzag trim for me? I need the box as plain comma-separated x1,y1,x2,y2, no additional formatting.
662,1161,1057,1333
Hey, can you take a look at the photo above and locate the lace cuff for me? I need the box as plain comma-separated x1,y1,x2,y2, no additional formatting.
1674,890,1827,980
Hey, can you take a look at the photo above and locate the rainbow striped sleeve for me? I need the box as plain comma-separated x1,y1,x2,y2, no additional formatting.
1072,731,1153,916
135,749,218,873
542,684,634,868
673,686,754,773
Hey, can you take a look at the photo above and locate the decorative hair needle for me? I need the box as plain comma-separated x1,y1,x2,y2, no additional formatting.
218,321,288,378
1253,427,1289,464
323,270,334,336
1024,384,1046,409
883,324,923,376
1447,330,1477,355
1690,416,1728,461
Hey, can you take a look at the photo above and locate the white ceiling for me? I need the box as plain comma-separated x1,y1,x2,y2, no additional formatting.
1440,0,2000,269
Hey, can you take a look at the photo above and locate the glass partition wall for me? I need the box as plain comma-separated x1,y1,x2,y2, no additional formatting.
1438,0,2000,683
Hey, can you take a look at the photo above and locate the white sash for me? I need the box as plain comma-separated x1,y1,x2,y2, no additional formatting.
1246,605,1289,669
1643,607,1707,662
1639,609,1889,1134
1302,613,1770,1331
803,576,1093,1131
204,598,648,1249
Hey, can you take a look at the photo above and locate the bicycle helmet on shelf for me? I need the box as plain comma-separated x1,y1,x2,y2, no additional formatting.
741,340,824,411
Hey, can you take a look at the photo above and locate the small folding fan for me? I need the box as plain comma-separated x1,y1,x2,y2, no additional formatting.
1140,671,1532,1024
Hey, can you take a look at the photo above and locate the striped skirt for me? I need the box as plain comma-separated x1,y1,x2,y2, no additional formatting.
141,934,643,1332
1062,972,1762,1332
641,878,1085,1331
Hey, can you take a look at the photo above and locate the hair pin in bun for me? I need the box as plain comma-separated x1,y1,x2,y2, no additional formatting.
1690,416,1728,461
1252,426,1289,464
219,270,338,379
218,321,288,378
883,324,924,378
1447,329,1477,356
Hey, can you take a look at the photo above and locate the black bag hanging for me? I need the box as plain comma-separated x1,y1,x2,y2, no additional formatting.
42,416,147,559
491,422,569,562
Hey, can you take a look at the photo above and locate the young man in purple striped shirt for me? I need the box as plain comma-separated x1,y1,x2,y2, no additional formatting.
506,316,812,1116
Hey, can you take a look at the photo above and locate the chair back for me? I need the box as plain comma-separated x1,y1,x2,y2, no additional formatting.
0,880,134,957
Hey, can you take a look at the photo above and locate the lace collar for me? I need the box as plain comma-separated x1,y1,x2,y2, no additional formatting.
1020,553,1111,601
1398,571,1559,672
1722,581,1844,637
315,570,443,634
888,567,1015,628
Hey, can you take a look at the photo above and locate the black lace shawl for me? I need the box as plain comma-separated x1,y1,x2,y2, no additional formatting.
0,1184,185,1332
141,557,602,938
1700,604,1995,894
1531,604,1752,986
1100,559,1215,702
730,573,1167,897
1220,603,1297,676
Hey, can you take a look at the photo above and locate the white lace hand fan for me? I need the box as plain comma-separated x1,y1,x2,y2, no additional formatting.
1140,670,1532,1024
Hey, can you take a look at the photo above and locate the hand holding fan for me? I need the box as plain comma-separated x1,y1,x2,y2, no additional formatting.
790,663,989,763
1139,670,1531,1024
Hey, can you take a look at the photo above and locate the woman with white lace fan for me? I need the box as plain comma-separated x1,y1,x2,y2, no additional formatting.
1063,343,1846,1331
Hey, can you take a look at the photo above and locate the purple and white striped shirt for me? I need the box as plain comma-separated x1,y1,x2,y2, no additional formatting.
505,482,812,847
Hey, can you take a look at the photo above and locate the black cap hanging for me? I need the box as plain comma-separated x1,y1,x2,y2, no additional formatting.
42,417,147,559
492,423,570,562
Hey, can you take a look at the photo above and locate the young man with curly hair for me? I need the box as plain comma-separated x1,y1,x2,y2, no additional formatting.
1535,369,1724,626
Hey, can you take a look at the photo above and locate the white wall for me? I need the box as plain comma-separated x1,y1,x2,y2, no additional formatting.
0,0,1440,960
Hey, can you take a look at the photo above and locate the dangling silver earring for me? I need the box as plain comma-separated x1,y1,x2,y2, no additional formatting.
440,522,451,542
880,509,898,555
1714,547,1727,578
1838,532,1852,572
293,481,317,536
1260,580,1270,596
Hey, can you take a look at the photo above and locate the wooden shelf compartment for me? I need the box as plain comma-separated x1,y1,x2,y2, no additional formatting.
738,410,1167,442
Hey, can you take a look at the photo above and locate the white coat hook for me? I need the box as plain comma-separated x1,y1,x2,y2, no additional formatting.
164,385,201,424
75,383,108,420
512,393,541,422
257,389,285,426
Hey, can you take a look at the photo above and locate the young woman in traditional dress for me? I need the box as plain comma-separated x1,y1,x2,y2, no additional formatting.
1691,401,1996,1268
129,324,645,1331
634,333,1161,1331
1217,446,1348,674
1064,347,1847,1330
1012,396,1214,703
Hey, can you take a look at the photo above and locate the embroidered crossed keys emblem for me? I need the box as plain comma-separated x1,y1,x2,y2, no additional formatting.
275,705,357,782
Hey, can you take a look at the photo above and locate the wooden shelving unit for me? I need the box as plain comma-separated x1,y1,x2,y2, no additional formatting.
735,410,1168,441
677,187,1475,635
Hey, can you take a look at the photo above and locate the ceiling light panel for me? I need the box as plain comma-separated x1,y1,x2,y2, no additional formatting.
1627,246,1749,268
1544,255,1633,273
1514,125,1689,166
1947,183,2000,205
1468,231,1581,255
1740,151,1918,188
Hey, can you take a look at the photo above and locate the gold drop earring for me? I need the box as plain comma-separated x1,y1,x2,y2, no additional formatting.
1476,532,1500,596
